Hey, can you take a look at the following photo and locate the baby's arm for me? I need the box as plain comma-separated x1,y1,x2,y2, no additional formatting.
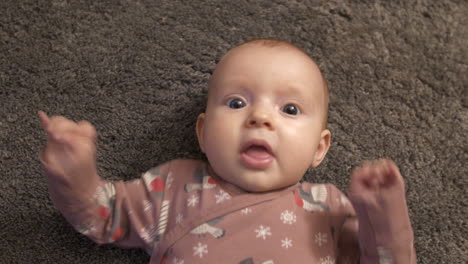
38,112,167,251
347,159,416,263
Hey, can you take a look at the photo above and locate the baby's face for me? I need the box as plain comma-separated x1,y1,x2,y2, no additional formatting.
196,44,330,192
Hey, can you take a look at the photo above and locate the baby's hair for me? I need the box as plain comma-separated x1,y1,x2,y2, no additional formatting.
241,39,329,128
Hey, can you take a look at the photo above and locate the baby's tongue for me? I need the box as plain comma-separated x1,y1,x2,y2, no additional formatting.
245,146,271,159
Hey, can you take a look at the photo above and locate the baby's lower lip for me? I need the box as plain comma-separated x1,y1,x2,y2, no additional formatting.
240,148,274,169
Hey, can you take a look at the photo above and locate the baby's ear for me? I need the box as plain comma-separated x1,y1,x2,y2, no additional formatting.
310,129,331,168
196,113,206,153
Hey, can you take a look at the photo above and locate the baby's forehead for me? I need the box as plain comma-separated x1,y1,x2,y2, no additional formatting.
228,42,315,64
228,44,322,78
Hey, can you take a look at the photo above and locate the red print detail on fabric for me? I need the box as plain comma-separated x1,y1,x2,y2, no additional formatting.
159,254,167,264
294,190,304,207
112,226,124,240
98,206,110,220
151,177,165,192
208,177,216,185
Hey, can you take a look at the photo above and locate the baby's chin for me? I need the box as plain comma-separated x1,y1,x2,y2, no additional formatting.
210,162,299,192
234,178,297,193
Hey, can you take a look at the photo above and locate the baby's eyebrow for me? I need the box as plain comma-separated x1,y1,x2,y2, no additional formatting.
215,79,252,95
219,78,249,88
208,80,250,103
278,84,322,108
276,83,309,97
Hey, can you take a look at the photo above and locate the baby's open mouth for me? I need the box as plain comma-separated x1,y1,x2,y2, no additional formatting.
244,145,271,158
240,140,274,169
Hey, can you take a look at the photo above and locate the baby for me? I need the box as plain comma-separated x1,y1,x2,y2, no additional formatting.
39,39,415,263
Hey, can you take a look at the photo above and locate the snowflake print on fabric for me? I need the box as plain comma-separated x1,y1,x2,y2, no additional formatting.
193,242,208,258
315,232,328,247
255,225,272,240
241,207,252,215
187,194,199,207
215,190,231,203
280,210,296,224
319,256,335,264
281,237,293,249
176,213,184,224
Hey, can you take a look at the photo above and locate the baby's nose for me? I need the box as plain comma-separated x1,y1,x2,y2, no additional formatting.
246,110,274,130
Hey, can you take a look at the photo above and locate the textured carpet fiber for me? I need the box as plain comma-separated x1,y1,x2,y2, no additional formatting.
1,0,466,263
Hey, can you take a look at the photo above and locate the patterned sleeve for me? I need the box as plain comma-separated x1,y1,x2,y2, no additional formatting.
325,184,360,264
44,160,173,253
327,184,416,264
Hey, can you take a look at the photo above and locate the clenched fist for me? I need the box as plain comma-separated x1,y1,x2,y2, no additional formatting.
348,159,406,204
38,111,99,190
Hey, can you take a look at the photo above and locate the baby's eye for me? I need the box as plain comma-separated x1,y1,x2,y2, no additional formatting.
227,98,246,109
282,104,301,115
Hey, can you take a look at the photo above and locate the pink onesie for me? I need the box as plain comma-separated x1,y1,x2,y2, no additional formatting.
43,159,416,263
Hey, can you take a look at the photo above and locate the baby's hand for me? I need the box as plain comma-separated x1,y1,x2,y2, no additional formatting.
348,161,415,262
348,159,406,205
38,111,98,184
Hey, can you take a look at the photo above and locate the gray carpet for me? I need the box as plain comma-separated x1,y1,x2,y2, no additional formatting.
1,0,466,263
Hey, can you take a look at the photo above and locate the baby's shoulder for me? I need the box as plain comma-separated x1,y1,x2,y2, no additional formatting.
146,158,208,182
145,159,205,173
298,182,346,197
168,158,207,168
140,159,208,193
